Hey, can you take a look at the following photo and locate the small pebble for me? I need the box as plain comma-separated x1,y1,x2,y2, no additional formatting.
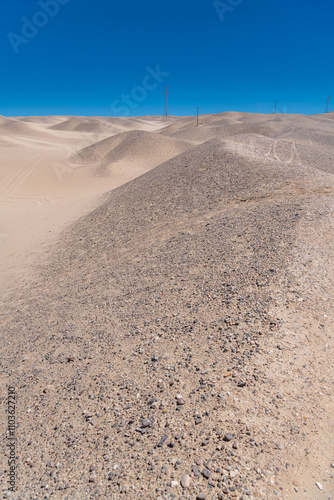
224,433,234,442
157,434,168,447
181,474,191,489
201,468,211,479
177,398,186,406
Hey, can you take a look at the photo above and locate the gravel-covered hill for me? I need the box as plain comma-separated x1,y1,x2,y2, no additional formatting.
1,113,333,500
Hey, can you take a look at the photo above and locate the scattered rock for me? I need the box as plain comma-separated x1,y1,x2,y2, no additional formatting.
181,474,191,489
201,468,211,479
157,434,168,447
176,394,186,405
177,398,186,406
223,433,234,442
141,418,152,428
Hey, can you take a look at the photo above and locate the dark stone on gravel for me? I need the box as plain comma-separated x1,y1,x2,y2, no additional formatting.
193,466,201,477
201,468,211,479
176,398,186,405
141,418,153,428
223,433,234,441
197,494,206,500
157,434,168,447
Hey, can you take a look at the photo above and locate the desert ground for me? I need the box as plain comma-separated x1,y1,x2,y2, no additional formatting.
0,111,333,499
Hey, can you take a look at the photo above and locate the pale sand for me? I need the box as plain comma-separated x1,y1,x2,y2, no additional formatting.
0,112,333,499
0,116,181,295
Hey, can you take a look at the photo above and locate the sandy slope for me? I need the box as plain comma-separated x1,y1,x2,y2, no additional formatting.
0,112,333,499
68,130,192,172
0,116,180,295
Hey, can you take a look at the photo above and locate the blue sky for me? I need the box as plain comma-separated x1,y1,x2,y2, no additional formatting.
1,0,333,116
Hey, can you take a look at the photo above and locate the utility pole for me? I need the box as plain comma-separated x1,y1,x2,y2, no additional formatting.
163,86,169,119
197,106,199,126
325,96,331,113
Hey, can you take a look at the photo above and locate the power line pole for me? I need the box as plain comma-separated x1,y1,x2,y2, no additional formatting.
163,86,169,119
197,106,199,126
325,96,331,113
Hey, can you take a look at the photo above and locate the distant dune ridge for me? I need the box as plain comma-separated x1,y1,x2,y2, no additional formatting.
48,117,112,134
0,111,333,499
68,129,192,170
0,115,38,136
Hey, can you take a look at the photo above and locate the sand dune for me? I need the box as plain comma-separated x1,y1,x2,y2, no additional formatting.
49,116,174,136
0,115,64,143
48,117,110,133
159,116,199,136
104,115,180,132
0,116,39,136
160,114,297,146
0,136,19,148
0,115,16,126
0,119,191,293
0,112,333,499
69,129,192,170
17,115,67,125
312,110,334,120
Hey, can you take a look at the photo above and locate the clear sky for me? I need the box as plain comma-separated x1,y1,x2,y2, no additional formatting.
1,0,333,116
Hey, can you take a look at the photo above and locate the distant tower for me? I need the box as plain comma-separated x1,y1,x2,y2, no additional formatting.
325,96,331,113
163,86,169,119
